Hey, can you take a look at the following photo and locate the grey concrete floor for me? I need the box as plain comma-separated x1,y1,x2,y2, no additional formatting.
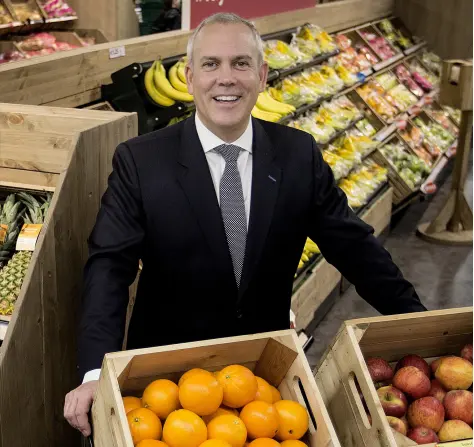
306,157,473,368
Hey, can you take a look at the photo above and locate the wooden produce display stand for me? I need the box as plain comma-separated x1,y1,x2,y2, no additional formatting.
0,103,137,447
314,307,473,447
92,329,341,447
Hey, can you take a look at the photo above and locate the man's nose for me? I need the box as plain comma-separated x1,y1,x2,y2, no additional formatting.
217,64,236,84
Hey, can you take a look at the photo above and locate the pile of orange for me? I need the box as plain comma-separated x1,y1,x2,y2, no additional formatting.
122,365,310,447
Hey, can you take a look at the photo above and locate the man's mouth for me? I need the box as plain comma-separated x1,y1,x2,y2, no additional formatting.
213,95,241,103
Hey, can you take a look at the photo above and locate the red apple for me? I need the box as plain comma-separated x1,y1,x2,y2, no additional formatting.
461,344,473,363
429,379,447,403
407,396,445,432
438,420,473,441
435,356,473,390
393,366,431,399
407,426,439,444
444,390,473,425
387,416,407,436
431,356,454,375
377,386,408,417
396,354,431,378
366,357,394,383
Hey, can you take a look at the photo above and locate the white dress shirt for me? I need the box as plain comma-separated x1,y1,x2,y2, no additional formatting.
82,113,254,383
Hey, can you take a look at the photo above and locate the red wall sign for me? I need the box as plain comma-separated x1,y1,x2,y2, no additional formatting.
182,0,316,30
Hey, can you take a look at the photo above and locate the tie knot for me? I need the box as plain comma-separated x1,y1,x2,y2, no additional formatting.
215,144,242,163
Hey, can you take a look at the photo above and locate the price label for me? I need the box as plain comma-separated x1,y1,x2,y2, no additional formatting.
15,224,43,252
422,182,437,195
0,224,7,244
437,440,473,447
109,46,126,59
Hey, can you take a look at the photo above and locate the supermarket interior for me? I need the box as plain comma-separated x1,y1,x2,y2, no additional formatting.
0,0,473,446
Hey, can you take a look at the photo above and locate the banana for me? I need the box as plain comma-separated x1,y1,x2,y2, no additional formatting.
177,61,187,84
301,253,309,263
154,60,194,103
251,106,282,123
144,62,175,107
169,62,189,93
256,91,295,115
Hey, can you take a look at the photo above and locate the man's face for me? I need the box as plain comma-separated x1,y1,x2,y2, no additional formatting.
186,22,268,137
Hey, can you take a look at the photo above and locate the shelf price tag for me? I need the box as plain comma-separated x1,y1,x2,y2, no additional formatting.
436,441,473,447
15,224,43,252
109,46,126,59
0,224,7,244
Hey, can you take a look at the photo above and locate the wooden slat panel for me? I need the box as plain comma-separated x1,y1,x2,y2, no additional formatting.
0,0,393,107
359,188,393,236
0,167,58,190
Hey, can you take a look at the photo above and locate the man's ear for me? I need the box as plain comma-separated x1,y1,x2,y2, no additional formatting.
185,63,194,95
258,62,269,93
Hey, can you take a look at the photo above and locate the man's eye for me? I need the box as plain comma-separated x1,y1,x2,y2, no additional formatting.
203,61,217,68
236,61,249,67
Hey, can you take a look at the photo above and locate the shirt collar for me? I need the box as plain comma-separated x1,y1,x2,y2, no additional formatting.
195,112,253,154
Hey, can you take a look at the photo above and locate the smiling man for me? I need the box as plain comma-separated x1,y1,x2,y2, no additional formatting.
64,13,426,437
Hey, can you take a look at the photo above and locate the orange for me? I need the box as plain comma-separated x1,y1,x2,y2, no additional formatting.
163,409,207,447
248,439,280,447
137,441,169,447
270,386,282,404
274,401,308,441
123,396,142,414
202,406,239,425
199,440,233,447
179,372,224,416
127,408,162,445
142,379,180,420
217,365,258,408
240,401,278,439
280,441,307,447
254,377,274,404
207,414,247,447
179,368,214,387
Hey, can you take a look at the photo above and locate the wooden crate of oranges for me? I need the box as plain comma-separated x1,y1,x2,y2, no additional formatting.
314,307,473,447
91,329,341,447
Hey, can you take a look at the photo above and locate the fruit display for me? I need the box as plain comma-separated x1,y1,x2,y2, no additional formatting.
0,192,51,316
287,95,363,144
39,0,75,18
293,24,338,57
364,344,473,443
359,28,399,61
144,59,193,108
0,49,24,64
334,33,379,73
253,90,296,121
400,123,442,167
357,81,398,121
425,105,459,136
296,238,320,271
337,159,388,209
14,32,81,57
376,72,418,111
380,140,430,189
376,19,415,51
420,51,442,76
121,364,310,446
407,59,439,91
394,64,424,98
354,118,378,137
263,40,310,70
10,1,43,22
412,116,456,152
443,106,462,125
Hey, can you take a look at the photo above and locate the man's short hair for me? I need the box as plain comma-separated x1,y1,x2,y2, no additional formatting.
186,13,264,66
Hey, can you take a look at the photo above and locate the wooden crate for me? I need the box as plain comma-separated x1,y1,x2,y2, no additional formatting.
92,330,342,447
73,28,108,46
314,307,473,447
359,186,393,236
0,103,137,447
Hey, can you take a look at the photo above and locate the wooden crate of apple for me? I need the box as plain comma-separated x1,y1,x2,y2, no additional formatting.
364,343,473,444
122,364,310,447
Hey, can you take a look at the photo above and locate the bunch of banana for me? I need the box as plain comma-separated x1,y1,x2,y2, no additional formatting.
256,90,295,116
144,59,193,107
297,237,321,270
251,106,282,123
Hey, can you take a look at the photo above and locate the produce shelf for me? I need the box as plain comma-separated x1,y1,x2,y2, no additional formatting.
320,116,364,148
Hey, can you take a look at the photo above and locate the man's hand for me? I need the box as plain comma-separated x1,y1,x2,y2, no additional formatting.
64,380,98,437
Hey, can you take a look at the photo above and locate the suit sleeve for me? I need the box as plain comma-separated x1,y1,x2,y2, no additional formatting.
306,136,426,315
78,143,145,379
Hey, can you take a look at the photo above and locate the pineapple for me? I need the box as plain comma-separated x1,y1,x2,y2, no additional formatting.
0,251,32,315
0,194,24,269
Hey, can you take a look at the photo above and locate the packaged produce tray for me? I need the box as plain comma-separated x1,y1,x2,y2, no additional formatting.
314,307,473,446
91,330,341,447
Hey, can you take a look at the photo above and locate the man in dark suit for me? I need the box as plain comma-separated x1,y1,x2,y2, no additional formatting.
64,12,426,436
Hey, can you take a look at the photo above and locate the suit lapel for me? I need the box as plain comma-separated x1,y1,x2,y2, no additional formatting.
239,118,282,300
176,117,236,290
